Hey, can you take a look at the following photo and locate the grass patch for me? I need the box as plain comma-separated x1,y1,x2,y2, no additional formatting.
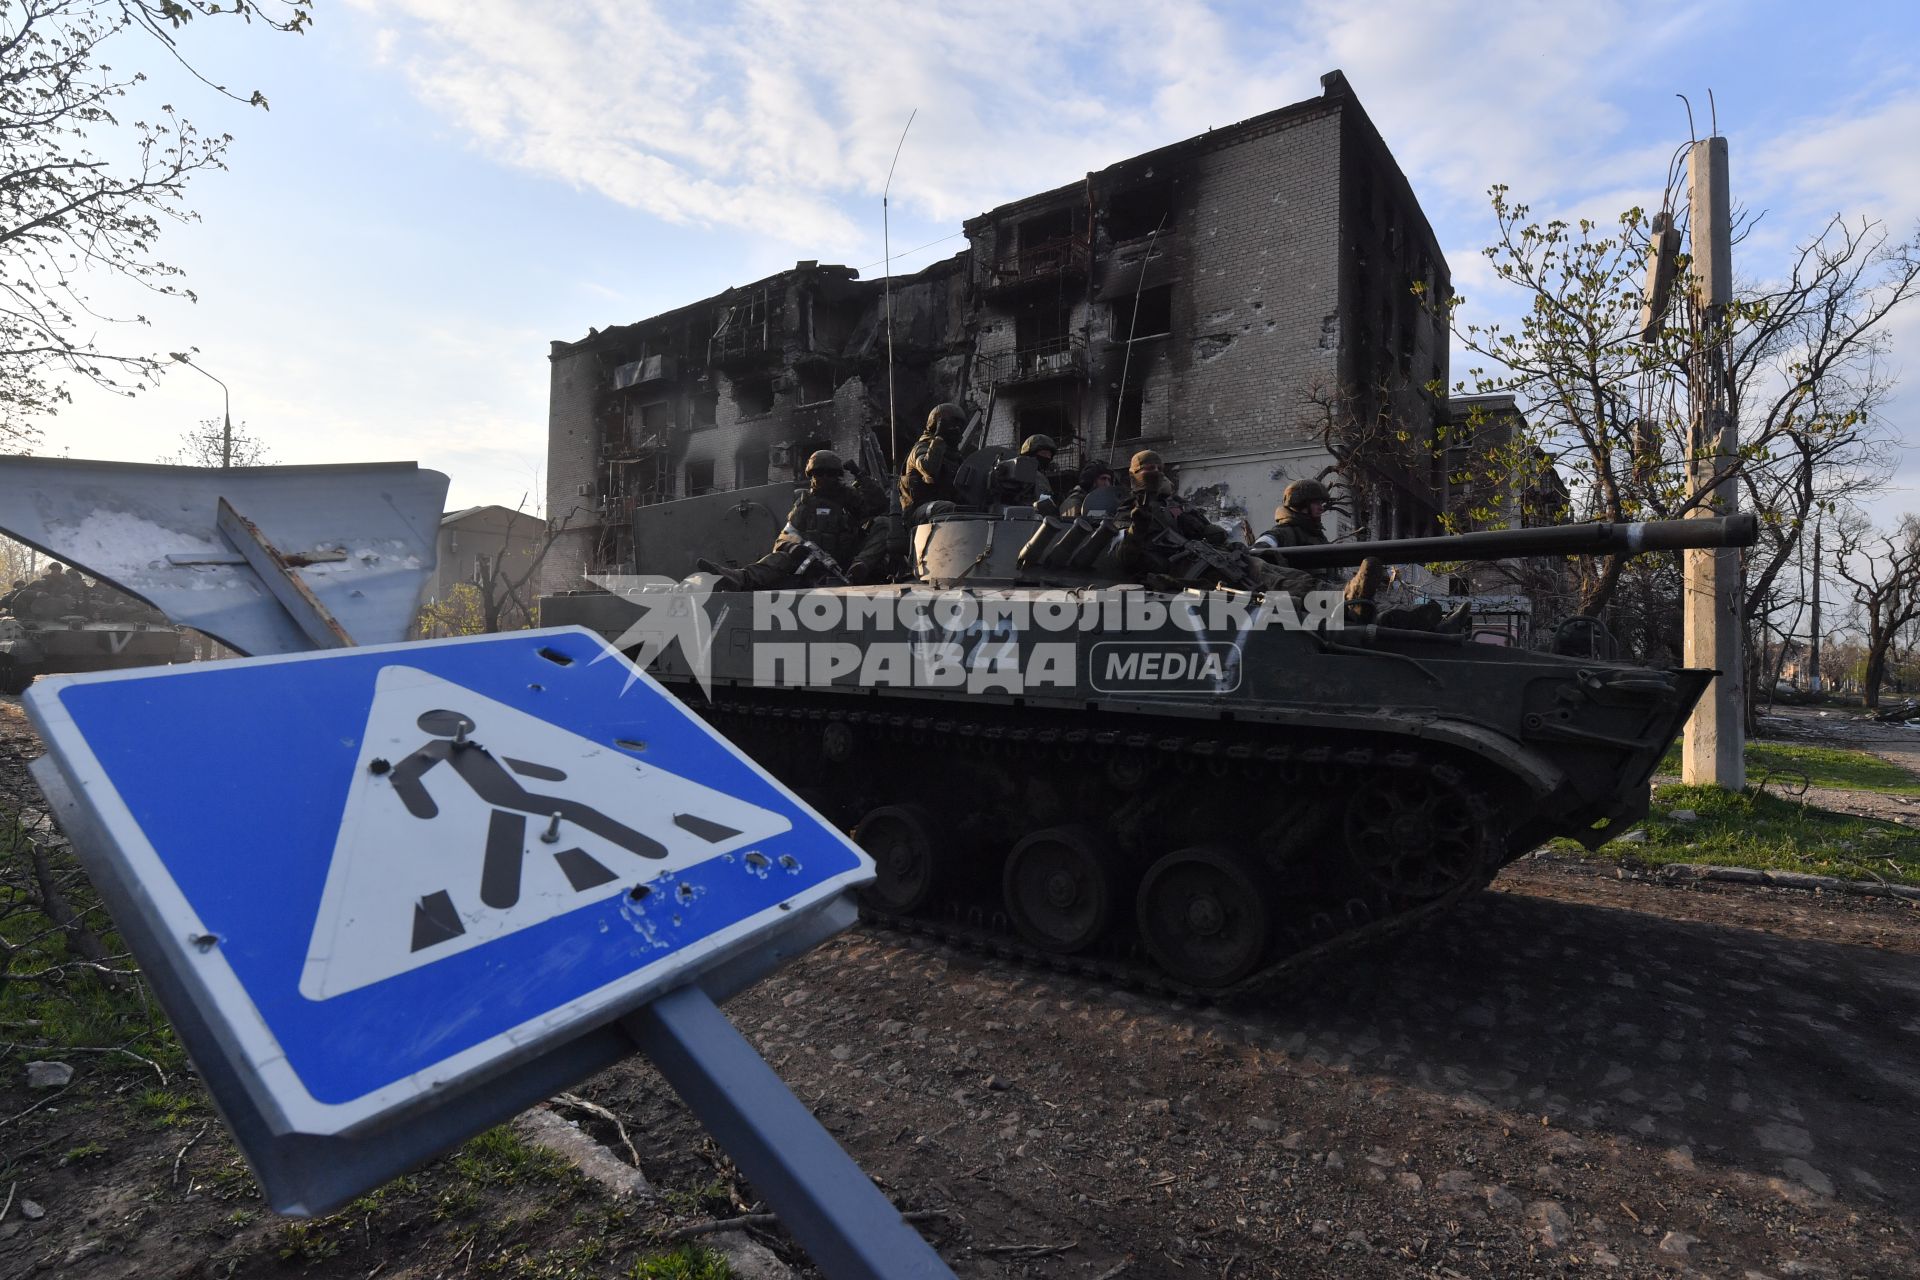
1656,740,1920,795
626,1245,733,1280
0,817,186,1083
448,1125,577,1189
1560,783,1920,884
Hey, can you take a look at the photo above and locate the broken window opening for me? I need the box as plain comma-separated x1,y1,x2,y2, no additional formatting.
1017,403,1071,443
1110,389,1144,443
1105,183,1175,242
1113,285,1172,342
684,458,716,496
731,375,775,418
1016,303,1073,349
735,449,770,488
1017,207,1076,250
692,393,718,431
638,400,675,441
797,366,834,405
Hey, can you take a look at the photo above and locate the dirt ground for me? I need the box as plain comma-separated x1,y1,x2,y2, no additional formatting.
6,696,1920,1279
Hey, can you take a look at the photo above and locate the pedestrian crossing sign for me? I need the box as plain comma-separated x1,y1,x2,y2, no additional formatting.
24,627,874,1138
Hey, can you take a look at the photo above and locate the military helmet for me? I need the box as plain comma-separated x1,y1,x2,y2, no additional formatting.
1129,449,1164,475
926,403,967,437
1079,460,1114,488
1018,434,1057,459
1281,478,1331,512
804,449,845,477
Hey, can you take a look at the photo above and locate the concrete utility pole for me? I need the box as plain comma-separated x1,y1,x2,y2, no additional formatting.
1808,519,1823,692
1681,135,1745,788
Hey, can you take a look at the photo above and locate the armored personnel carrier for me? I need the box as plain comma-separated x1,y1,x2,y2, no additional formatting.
545,507,1755,997
0,573,193,693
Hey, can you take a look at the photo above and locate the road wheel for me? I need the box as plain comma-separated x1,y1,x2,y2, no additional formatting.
855,804,942,914
1003,825,1119,954
1344,768,1492,900
1136,846,1271,988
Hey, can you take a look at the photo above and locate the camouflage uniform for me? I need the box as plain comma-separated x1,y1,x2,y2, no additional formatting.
709,453,870,590
1251,480,1460,630
1059,461,1120,519
1122,453,1318,595
16,566,78,620
899,403,972,523
986,434,1058,511
1253,509,1327,551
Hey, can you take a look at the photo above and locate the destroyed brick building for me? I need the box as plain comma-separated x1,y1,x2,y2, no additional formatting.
542,70,1452,589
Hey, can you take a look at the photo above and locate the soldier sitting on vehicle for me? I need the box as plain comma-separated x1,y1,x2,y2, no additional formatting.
699,450,872,591
1254,479,1334,552
986,434,1059,513
15,563,81,620
1252,478,1468,632
1058,460,1120,519
1119,451,1320,597
898,402,973,525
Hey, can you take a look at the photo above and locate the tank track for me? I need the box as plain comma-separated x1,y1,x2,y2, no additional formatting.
694,687,1506,1004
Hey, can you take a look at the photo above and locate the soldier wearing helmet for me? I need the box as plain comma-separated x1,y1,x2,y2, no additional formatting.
986,433,1061,512
898,402,974,522
698,448,874,590
1121,449,1227,584
1253,477,1333,552
1058,459,1119,519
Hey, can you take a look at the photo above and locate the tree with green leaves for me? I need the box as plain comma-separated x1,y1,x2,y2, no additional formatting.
1443,185,1920,641
0,0,310,445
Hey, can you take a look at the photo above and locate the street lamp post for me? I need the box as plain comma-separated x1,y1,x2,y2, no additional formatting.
169,352,232,469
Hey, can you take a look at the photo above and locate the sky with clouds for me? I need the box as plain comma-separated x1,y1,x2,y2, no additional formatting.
38,0,1920,520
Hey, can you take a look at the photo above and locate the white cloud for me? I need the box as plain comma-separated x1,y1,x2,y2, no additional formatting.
364,0,1735,266
1754,90,1920,233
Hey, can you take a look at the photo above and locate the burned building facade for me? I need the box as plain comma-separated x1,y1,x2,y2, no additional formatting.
543,70,1451,588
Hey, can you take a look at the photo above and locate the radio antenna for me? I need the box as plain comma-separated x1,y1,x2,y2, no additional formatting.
883,109,917,467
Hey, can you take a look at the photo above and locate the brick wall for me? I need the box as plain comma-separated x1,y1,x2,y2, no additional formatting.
1164,110,1342,463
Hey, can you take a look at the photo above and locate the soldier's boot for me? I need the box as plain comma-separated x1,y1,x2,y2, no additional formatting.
1378,600,1444,630
694,558,745,590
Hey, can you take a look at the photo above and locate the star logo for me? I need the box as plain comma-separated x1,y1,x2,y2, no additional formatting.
583,575,725,699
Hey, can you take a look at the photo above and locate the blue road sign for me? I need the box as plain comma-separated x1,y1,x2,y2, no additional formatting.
24,626,874,1139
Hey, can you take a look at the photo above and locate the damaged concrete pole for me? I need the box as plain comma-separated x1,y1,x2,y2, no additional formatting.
1681,135,1744,790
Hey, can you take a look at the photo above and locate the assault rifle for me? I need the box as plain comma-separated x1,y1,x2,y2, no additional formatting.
787,532,853,586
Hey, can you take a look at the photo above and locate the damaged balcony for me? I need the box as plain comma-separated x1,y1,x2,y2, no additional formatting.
710,289,785,369
611,354,678,390
983,233,1090,299
977,335,1086,392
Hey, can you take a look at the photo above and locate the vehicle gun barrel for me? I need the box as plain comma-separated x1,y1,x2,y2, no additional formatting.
1268,513,1759,571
